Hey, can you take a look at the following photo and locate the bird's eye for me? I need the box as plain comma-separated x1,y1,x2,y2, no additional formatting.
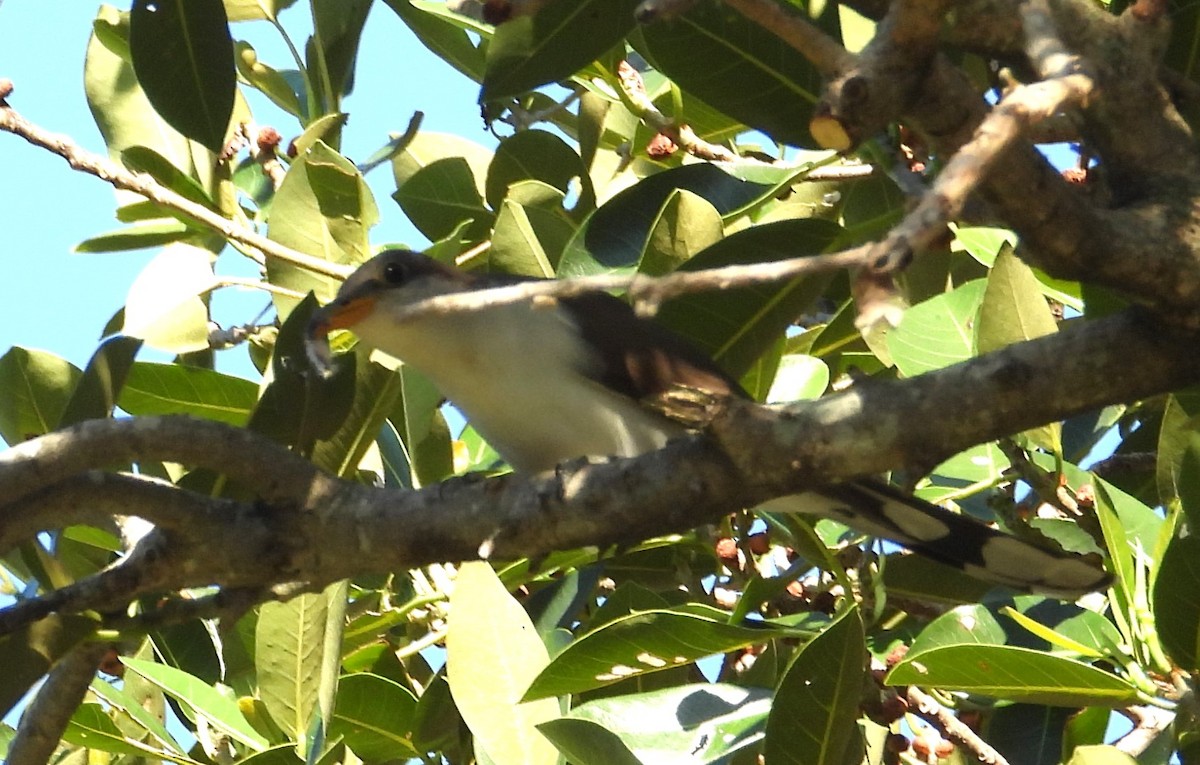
382,261,407,284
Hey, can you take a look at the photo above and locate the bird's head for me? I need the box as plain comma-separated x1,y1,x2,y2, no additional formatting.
305,249,471,375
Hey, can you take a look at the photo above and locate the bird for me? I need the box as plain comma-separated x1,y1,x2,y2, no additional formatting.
305,249,1110,599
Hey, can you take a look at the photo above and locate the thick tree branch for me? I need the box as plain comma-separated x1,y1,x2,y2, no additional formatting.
1,309,1197,635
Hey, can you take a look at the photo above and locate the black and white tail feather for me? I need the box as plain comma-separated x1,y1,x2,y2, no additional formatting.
761,482,1109,599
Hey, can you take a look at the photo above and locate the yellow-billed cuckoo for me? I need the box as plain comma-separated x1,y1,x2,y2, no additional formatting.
306,249,1109,599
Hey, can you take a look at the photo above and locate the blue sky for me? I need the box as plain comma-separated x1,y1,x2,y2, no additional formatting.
0,0,489,371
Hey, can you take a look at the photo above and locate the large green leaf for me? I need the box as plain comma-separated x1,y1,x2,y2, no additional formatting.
524,607,788,700
256,593,329,744
446,561,560,765
559,164,777,277
764,606,865,765
122,243,216,354
267,141,378,317
1154,534,1200,672
75,222,195,253
987,703,1075,765
57,335,143,427
235,41,303,117
87,6,216,190
486,129,593,213
385,0,486,82
62,704,201,764
393,156,494,245
887,279,987,376
88,677,186,757
637,189,723,277
329,673,420,761
539,684,770,765
0,347,81,445
248,294,356,449
224,0,300,22
123,657,269,750
1157,392,1200,528
886,645,1142,707
636,2,831,147
653,218,842,380
481,0,642,101
310,351,404,477
118,362,258,425
308,0,372,102
130,0,235,153
977,246,1061,452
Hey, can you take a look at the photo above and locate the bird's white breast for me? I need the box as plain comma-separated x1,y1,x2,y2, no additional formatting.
351,298,682,473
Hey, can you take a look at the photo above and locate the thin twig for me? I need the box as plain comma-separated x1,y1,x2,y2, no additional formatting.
0,92,350,280
906,686,1010,765
389,244,873,323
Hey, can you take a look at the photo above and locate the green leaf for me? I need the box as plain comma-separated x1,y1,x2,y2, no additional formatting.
765,354,829,403
1066,744,1140,765
765,606,865,765
330,673,420,761
0,347,81,445
977,246,1058,352
490,200,563,277
987,704,1075,765
62,704,201,764
1157,392,1200,527
481,0,642,101
388,365,453,487
267,141,378,317
118,362,258,425
74,221,195,253
122,243,216,354
121,146,216,210
130,0,236,153
58,335,143,427
224,0,299,22
539,684,770,765
310,353,404,478
486,129,594,213
0,615,98,717
393,156,494,244
87,6,217,191
886,645,1142,706
953,225,1082,310
887,279,987,376
235,41,303,116
309,0,372,101
978,246,1061,451
637,189,723,277
524,608,787,700
653,218,842,379
248,294,356,449
89,677,185,756
256,593,329,745
122,656,269,749
383,0,486,82
1153,534,1200,671
447,561,560,765
637,3,830,147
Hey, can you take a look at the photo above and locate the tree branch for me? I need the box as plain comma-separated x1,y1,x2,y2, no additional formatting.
7,642,108,765
0,86,350,280
0,310,1196,635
